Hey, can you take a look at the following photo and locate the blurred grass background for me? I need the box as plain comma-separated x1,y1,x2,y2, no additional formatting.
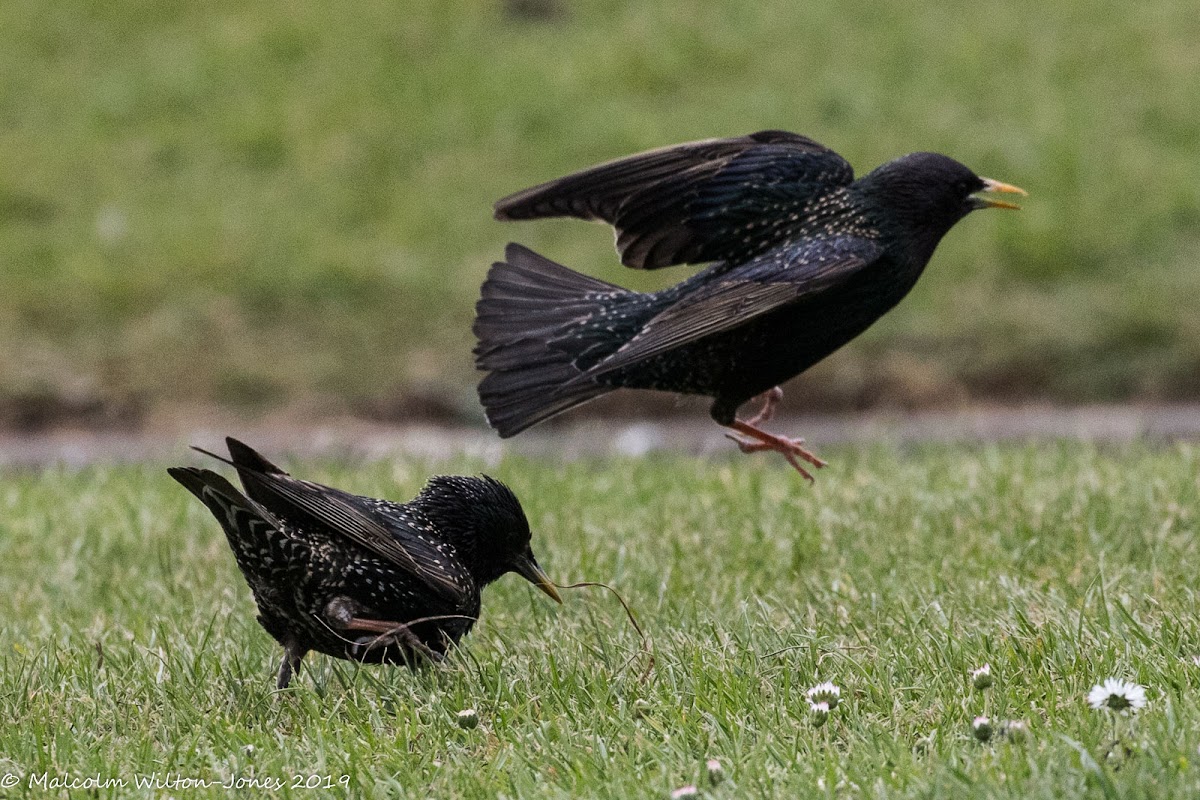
1,0,1197,429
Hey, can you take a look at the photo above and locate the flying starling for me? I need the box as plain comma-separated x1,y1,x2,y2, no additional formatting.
474,130,1025,479
168,437,561,689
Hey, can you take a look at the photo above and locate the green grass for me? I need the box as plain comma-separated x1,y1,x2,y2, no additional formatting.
2,443,1199,797
1,0,1199,419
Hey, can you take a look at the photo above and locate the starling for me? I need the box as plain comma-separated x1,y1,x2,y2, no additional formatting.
168,437,561,689
474,130,1025,478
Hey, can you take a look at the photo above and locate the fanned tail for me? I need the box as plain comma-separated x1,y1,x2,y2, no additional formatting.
473,244,627,437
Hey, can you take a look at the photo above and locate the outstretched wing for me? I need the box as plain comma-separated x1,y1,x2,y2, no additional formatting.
582,236,883,376
218,439,472,605
494,130,855,270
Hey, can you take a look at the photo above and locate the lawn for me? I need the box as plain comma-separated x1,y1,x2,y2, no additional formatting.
1,443,1198,797
1,0,1199,423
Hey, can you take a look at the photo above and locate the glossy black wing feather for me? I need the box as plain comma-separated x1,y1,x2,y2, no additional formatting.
495,137,752,221
239,473,470,605
217,439,470,605
494,131,854,269
586,237,883,376
494,130,836,222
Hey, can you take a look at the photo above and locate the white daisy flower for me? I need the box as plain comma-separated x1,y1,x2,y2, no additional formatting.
972,715,993,742
1087,678,1147,714
810,701,830,727
970,663,993,690
806,681,841,709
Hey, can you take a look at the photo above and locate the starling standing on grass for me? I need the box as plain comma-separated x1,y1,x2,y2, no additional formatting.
474,130,1025,479
168,437,561,689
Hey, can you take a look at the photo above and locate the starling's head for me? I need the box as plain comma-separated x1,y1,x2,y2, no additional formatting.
416,475,561,603
857,152,1025,259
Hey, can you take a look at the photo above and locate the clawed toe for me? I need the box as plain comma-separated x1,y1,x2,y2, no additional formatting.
790,440,826,468
725,432,812,456
723,433,763,453
724,419,826,480
343,617,442,664
350,634,399,656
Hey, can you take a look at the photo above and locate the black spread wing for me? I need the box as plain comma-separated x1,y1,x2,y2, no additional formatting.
220,439,471,605
494,130,855,270
584,237,883,376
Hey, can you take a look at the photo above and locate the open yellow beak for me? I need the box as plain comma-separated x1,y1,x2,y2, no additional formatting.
975,178,1027,210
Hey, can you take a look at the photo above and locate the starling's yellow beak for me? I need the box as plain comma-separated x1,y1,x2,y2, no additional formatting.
974,178,1027,210
515,555,563,604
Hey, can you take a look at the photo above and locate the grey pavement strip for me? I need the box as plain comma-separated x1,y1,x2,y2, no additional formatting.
0,404,1198,467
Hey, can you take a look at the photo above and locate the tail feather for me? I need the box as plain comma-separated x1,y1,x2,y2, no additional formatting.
475,336,557,372
474,244,628,437
169,466,253,513
485,244,621,294
478,362,607,437
168,466,281,540
169,465,307,583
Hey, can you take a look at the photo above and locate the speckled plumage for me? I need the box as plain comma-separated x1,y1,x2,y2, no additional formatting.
474,130,1023,473
169,438,559,688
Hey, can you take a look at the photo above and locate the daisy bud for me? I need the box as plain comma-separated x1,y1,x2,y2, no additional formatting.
810,701,830,728
972,716,992,742
670,785,698,799
970,664,993,690
455,708,479,730
706,759,724,785
633,698,653,718
805,681,841,709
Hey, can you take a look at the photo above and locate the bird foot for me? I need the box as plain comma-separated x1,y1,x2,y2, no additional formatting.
349,634,390,657
744,387,785,427
725,432,807,454
325,597,438,660
342,616,441,664
725,419,826,482
276,640,308,690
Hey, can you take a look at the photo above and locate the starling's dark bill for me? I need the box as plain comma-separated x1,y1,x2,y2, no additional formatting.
169,437,559,689
476,130,1025,479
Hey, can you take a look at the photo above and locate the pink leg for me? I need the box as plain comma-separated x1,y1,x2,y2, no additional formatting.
342,616,441,662
744,386,784,426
